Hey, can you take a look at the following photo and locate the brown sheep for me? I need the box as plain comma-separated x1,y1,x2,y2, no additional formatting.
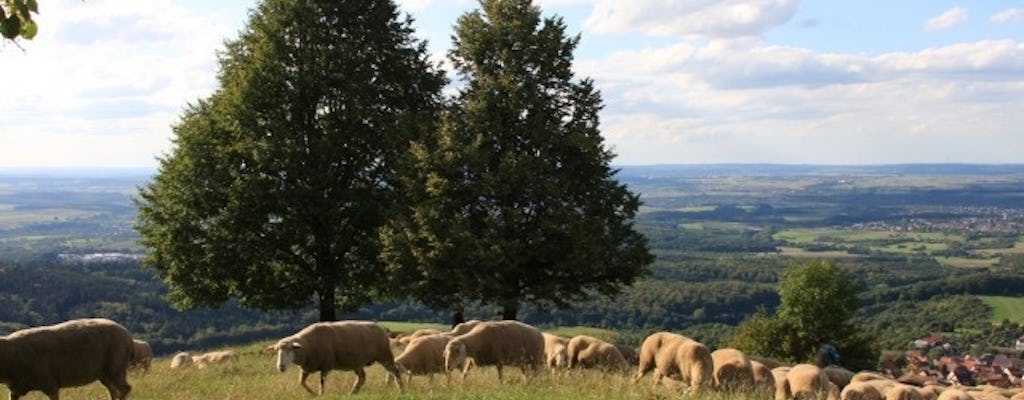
752,360,777,394
632,332,713,394
266,320,403,395
450,320,483,336
885,384,927,400
567,335,628,372
711,348,755,390
824,365,856,390
541,333,570,369
129,339,153,374
443,320,545,382
0,318,134,400
786,363,841,400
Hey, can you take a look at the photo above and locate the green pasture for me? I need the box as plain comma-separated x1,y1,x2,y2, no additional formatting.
934,256,997,269
2,338,774,400
0,208,99,229
978,296,1024,324
776,246,857,258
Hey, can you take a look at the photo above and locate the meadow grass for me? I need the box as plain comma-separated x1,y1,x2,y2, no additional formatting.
979,296,1024,324
1,339,774,400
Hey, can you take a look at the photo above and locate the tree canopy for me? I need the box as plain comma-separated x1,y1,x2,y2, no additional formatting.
134,0,445,321
379,0,652,320
1,0,40,41
727,260,877,370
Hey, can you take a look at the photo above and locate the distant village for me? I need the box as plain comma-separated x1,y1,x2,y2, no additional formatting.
850,206,1024,236
892,334,1024,388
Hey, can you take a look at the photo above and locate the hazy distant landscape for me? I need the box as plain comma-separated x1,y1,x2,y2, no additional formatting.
2,164,1024,354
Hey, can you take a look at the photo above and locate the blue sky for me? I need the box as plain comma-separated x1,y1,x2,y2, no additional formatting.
1,0,1022,167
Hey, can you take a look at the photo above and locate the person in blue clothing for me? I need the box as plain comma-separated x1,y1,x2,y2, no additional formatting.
817,338,842,367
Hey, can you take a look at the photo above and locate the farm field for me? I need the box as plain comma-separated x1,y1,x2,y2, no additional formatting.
978,296,1024,324
0,340,773,400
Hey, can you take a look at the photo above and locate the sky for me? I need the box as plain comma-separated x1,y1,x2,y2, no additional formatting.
1,0,1023,168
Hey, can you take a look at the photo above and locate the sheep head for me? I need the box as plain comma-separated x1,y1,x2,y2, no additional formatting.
269,340,302,372
444,340,468,372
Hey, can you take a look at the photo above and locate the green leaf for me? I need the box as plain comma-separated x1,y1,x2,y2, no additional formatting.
26,0,39,13
2,15,21,39
20,18,35,39
0,7,6,23
14,1,29,19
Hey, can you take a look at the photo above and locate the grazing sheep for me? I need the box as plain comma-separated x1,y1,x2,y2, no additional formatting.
841,379,899,400
170,352,193,369
752,360,777,394
443,320,545,382
267,320,403,395
711,348,755,390
616,344,639,365
0,318,134,400
450,320,483,336
390,334,453,385
852,372,893,383
824,365,856,390
774,366,794,400
130,339,153,374
541,333,570,369
567,335,628,372
192,350,239,368
936,389,973,400
632,332,713,394
885,384,928,400
786,363,841,400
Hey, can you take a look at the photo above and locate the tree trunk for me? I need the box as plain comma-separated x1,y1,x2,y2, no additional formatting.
501,300,518,321
318,286,337,322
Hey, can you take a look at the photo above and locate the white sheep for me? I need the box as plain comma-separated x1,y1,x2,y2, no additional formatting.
567,335,629,372
542,332,570,369
840,380,892,400
129,339,153,374
390,334,453,385
170,351,193,369
632,331,713,393
0,318,134,400
784,363,841,400
712,347,755,390
266,320,403,395
192,350,239,369
450,320,483,336
443,320,545,382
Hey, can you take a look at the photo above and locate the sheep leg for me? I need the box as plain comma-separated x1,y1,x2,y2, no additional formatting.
381,360,405,392
298,371,317,395
319,370,328,396
43,390,59,400
350,368,366,394
496,364,504,382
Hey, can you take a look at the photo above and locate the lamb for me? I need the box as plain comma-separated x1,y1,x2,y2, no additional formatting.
566,335,628,372
785,363,841,400
130,339,153,374
266,320,403,395
192,350,239,368
0,318,134,400
632,331,714,394
711,347,755,390
390,334,453,385
542,332,570,369
443,320,545,382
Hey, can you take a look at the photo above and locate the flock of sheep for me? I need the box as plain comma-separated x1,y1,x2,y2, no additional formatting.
4,317,1024,400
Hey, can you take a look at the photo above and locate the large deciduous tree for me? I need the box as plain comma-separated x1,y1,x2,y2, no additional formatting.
135,0,444,321
380,0,652,320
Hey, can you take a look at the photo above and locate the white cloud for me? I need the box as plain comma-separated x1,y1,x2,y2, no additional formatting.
991,8,1024,24
583,0,798,38
925,7,968,31
0,0,245,167
584,39,1024,165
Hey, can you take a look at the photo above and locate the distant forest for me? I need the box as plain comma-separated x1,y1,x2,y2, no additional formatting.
2,165,1024,356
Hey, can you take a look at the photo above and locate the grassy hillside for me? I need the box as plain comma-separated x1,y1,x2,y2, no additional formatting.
979,296,1024,324
1,340,773,400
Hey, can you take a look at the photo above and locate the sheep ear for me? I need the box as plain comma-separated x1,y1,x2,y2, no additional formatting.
264,345,277,354
290,342,302,349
